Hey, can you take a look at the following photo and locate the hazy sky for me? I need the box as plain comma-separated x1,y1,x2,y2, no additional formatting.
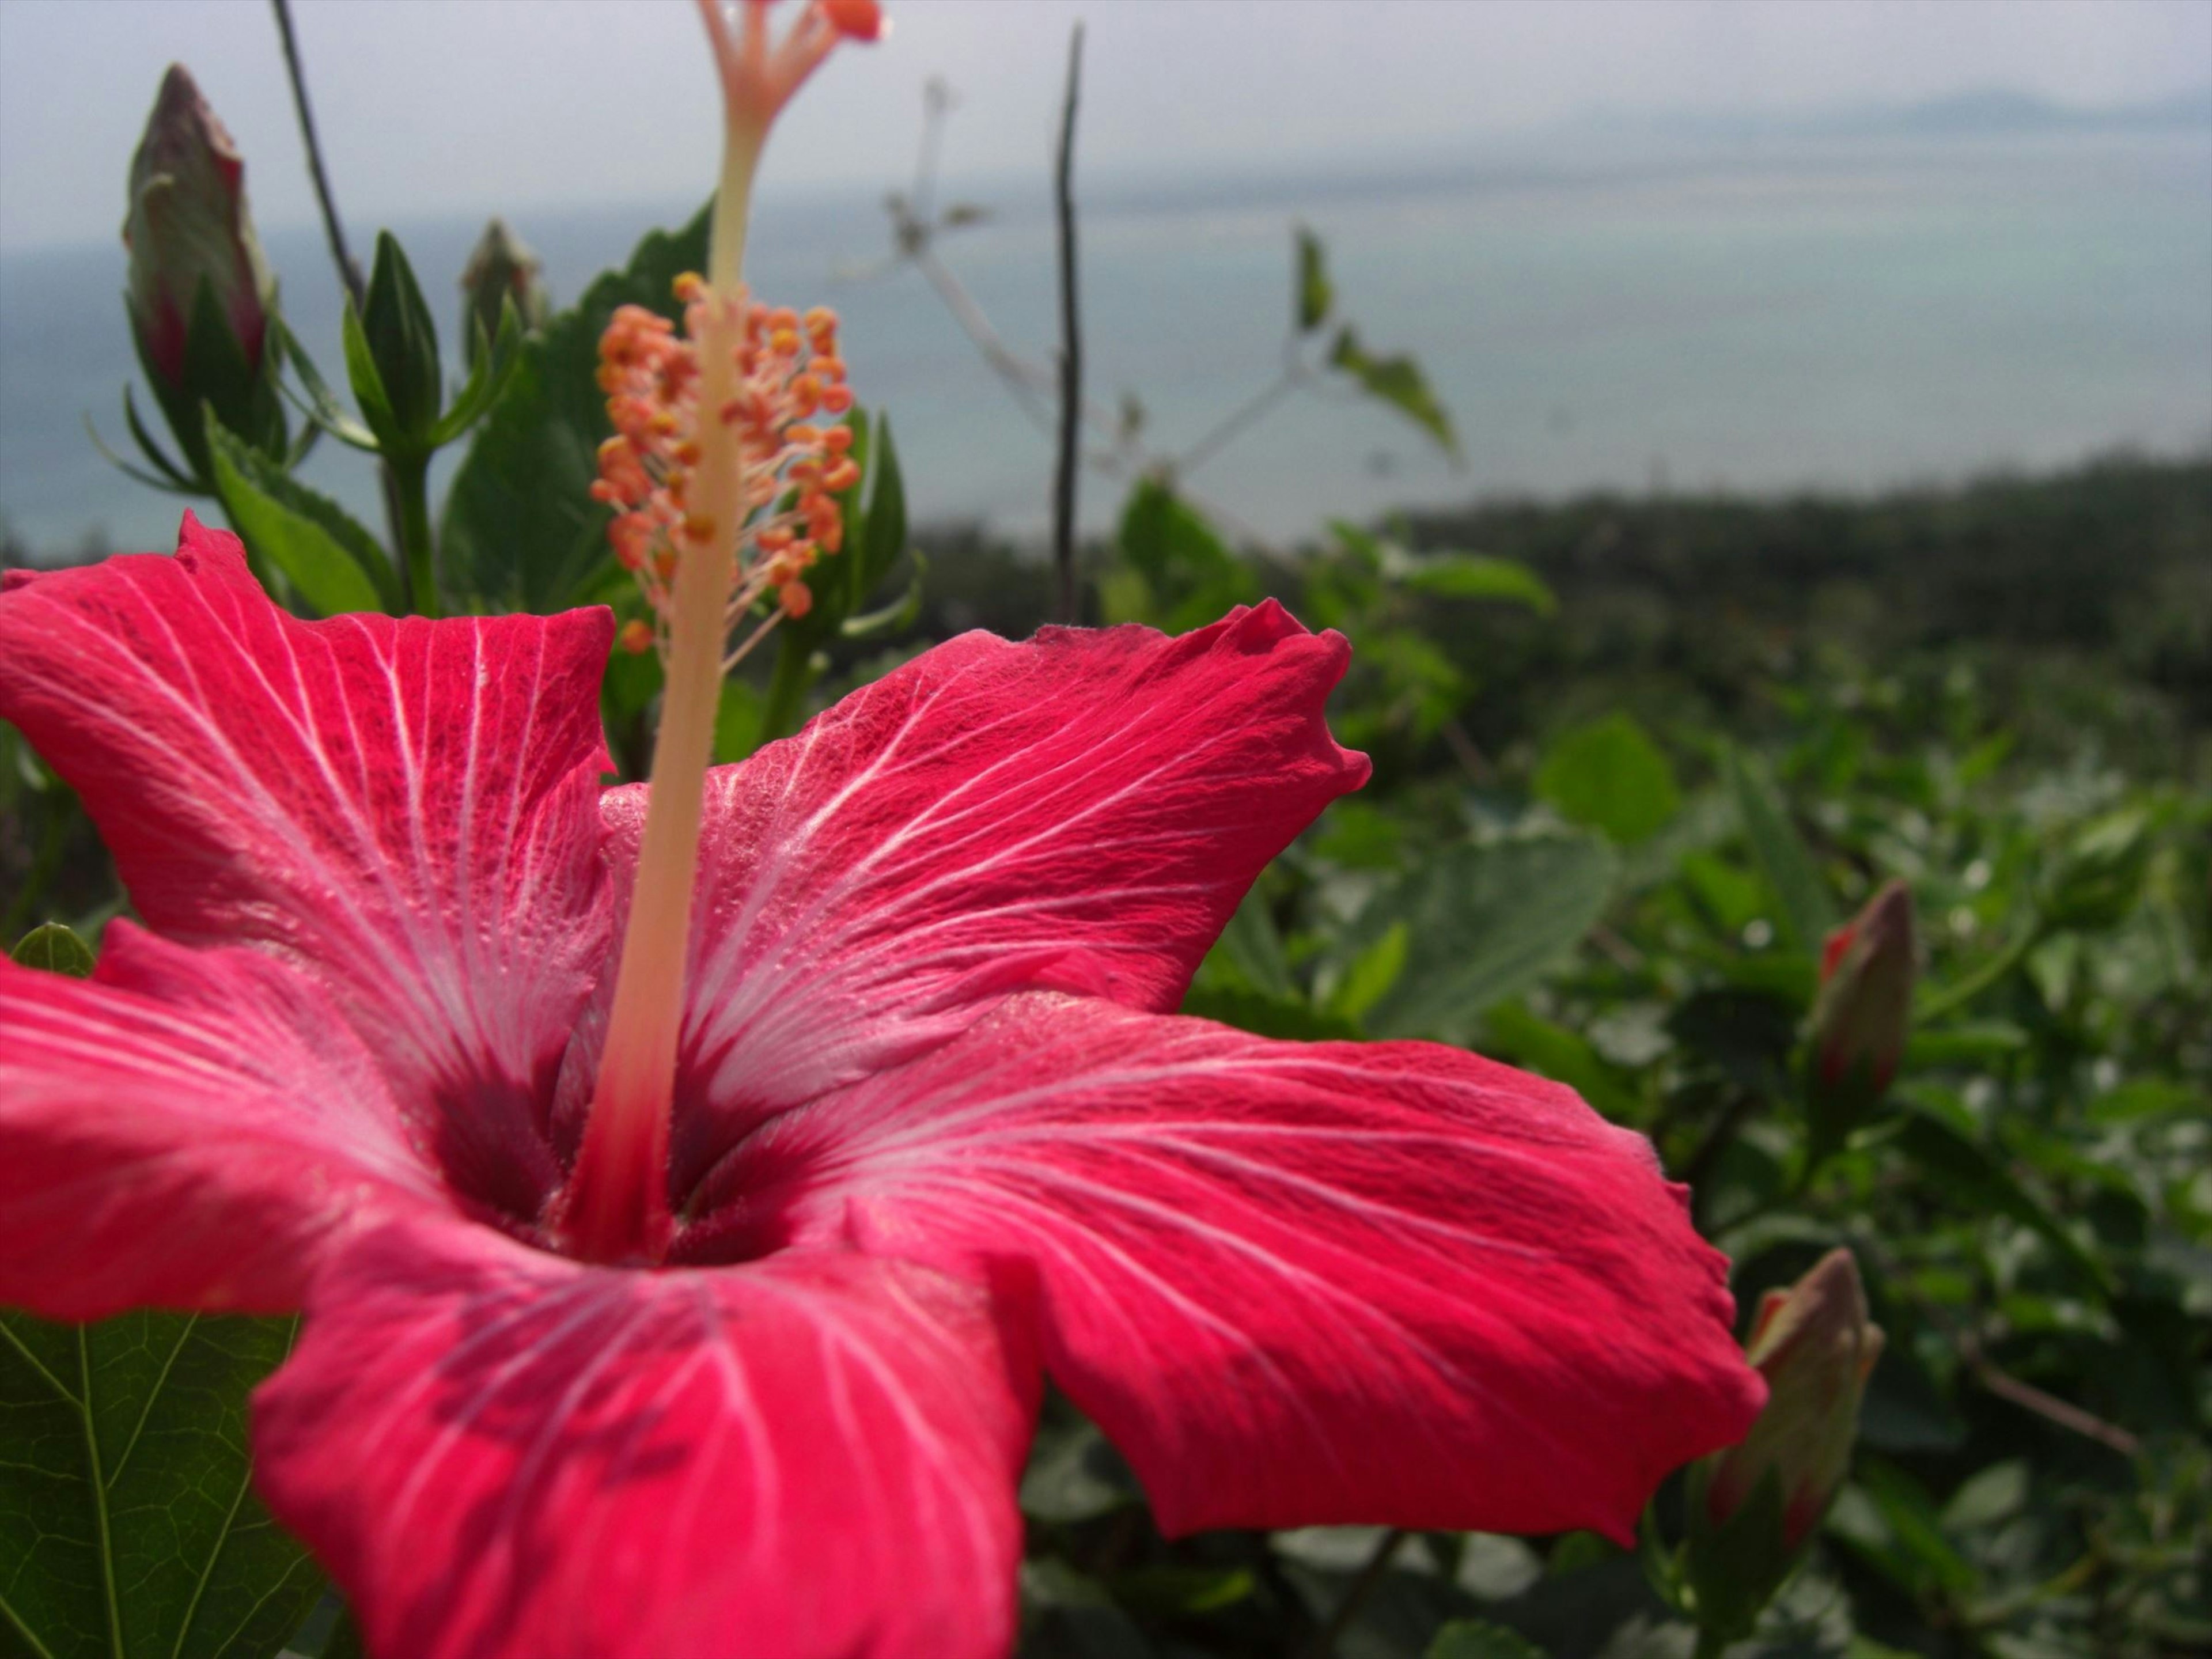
2,0,2207,253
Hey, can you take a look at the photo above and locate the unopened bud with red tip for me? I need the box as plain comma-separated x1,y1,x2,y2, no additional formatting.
460,217,550,365
123,65,275,391
1812,880,1915,1092
1683,1249,1884,1645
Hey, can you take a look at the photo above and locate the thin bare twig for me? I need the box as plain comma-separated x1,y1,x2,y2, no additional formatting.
270,0,363,309
1960,1334,2141,1457
1050,23,1085,625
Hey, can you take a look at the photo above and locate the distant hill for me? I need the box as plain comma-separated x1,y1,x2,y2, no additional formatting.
1586,85,2212,146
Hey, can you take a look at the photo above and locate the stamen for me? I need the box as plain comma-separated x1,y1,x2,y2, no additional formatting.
560,0,877,1266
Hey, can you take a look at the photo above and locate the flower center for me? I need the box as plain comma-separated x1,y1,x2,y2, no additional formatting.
555,0,878,1267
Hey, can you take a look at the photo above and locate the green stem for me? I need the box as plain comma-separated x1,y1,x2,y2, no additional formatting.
393,454,437,618
1917,920,2047,1024
760,631,816,743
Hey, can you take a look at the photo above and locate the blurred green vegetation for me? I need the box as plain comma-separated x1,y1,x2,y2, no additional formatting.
9,452,2205,1658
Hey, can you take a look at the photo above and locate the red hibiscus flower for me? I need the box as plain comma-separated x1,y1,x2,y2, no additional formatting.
0,517,1758,1658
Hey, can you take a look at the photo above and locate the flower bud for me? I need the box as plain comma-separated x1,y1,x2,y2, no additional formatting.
1812,881,1914,1092
1804,880,1914,1161
459,218,550,366
1684,1249,1883,1643
123,66,275,391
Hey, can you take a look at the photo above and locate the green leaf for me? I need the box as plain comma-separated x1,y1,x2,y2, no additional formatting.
714,677,766,766
1536,713,1681,845
203,411,393,616
1480,1002,1641,1121
9,922,94,977
1293,226,1332,333
1341,835,1619,1046
1216,889,1293,999
1397,553,1556,614
1328,920,1408,1024
1328,324,1459,457
1113,478,1257,633
1427,1619,1548,1659
1893,1105,2113,1296
1179,988,1363,1043
0,1311,325,1659
358,232,444,449
338,302,397,452
1725,748,1837,953
441,207,710,613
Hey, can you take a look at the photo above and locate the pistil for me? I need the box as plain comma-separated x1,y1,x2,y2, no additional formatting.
562,0,878,1264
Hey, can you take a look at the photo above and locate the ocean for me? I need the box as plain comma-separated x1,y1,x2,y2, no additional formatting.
3,124,2209,556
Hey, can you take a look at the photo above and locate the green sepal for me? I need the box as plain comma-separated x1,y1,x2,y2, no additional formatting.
358,231,444,453
279,317,383,452
424,299,524,451
129,281,287,490
203,407,397,616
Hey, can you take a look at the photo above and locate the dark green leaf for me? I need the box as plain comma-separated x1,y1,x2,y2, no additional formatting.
1480,1002,1642,1121
203,412,393,616
441,207,710,613
1179,987,1363,1043
1113,479,1257,634
1342,835,1619,1045
1294,226,1332,333
1725,748,1836,953
1536,713,1681,845
1328,325,1459,457
1893,1105,2113,1296
0,1311,325,1659
9,923,94,977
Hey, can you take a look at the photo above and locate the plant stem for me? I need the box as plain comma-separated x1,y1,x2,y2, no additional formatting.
1050,24,1085,626
270,0,362,309
268,0,407,564
1916,921,2046,1023
1302,1528,1406,1658
392,456,437,618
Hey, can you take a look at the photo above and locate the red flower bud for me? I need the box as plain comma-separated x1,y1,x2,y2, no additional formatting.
459,217,550,366
1812,879,1915,1094
1683,1250,1884,1642
1703,1249,1884,1550
123,66,275,389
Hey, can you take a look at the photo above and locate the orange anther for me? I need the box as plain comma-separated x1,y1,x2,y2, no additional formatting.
812,357,846,384
767,306,799,332
770,328,802,357
618,618,656,654
804,306,838,334
823,425,853,453
820,384,853,414
683,513,718,545
787,423,821,447
778,580,814,616
673,272,706,302
821,0,884,41
823,458,862,493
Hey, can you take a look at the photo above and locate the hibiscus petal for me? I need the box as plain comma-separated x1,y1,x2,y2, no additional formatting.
563,602,1366,1195
254,1222,1036,1659
0,924,442,1317
747,993,1763,1542
0,517,613,1195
